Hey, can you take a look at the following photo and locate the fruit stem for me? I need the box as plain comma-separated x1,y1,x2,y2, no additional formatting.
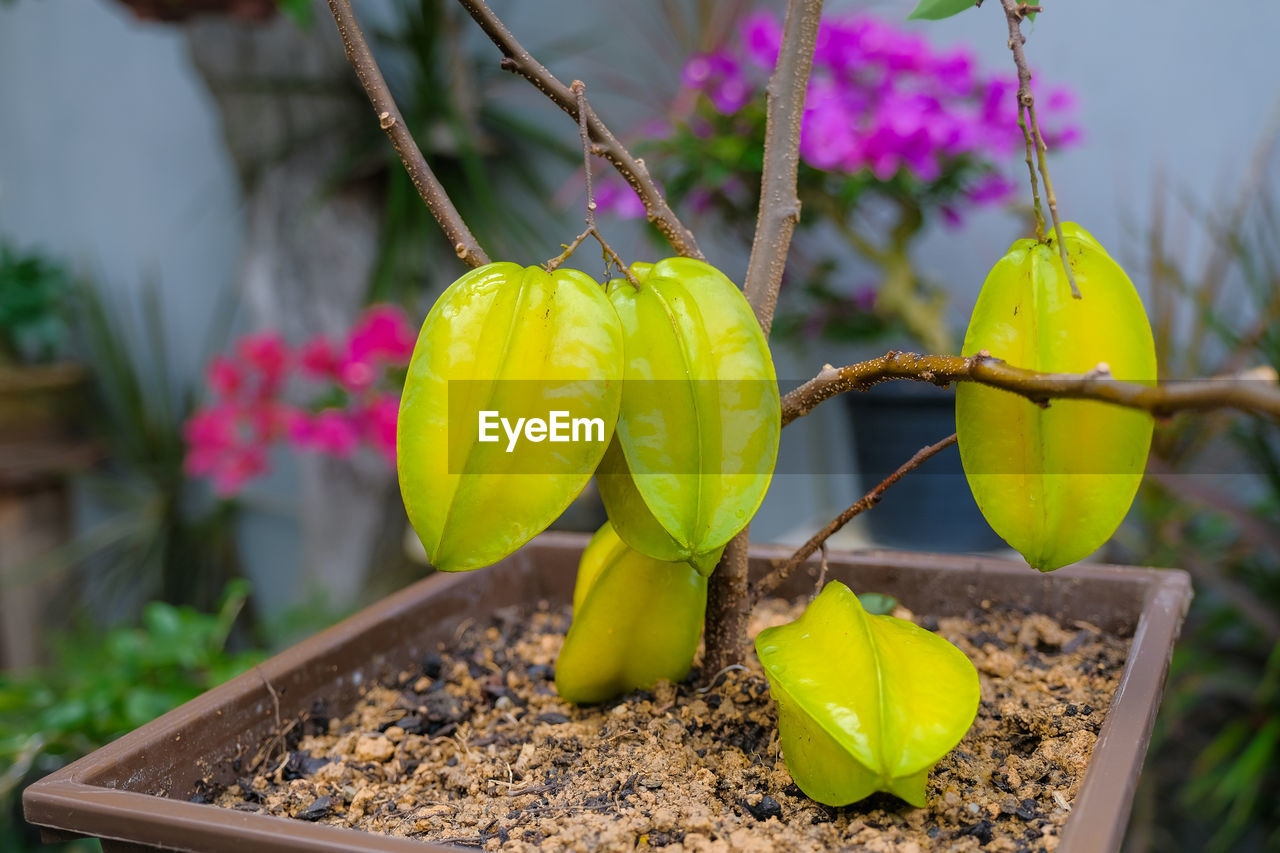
998,0,1080,298
545,81,641,288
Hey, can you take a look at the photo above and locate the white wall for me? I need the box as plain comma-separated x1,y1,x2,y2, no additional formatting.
0,0,243,379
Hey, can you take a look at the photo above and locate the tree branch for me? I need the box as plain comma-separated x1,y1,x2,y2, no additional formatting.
455,0,705,261
754,433,958,602
326,0,489,268
742,0,825,335
998,0,1077,296
705,0,825,674
781,352,1280,427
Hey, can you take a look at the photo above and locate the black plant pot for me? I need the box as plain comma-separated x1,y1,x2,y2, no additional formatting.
844,382,1004,553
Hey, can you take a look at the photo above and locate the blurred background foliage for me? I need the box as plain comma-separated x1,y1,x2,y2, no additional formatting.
1,584,262,852
349,0,579,303
1120,128,1280,852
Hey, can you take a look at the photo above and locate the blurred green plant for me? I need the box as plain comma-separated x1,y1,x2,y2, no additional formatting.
9,281,247,621
0,241,73,366
0,581,264,852
1125,126,1280,852
69,284,246,614
347,0,579,303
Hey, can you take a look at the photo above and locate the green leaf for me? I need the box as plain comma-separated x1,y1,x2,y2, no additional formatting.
755,581,979,807
906,0,978,21
857,592,898,616
274,0,313,28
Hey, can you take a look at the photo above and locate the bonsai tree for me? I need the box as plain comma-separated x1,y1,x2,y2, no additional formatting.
318,0,1280,810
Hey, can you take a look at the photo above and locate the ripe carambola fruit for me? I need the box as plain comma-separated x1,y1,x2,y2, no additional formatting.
397,262,623,572
597,258,780,573
555,521,707,705
956,222,1157,571
755,581,979,807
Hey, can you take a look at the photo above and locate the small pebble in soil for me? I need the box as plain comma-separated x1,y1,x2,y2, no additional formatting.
209,597,1129,852
295,795,332,821
742,794,784,821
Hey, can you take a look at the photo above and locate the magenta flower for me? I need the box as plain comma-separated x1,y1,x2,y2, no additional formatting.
682,51,751,115
299,334,340,380
207,356,243,399
678,10,1079,204
592,177,648,219
741,11,783,69
337,356,377,394
236,332,290,395
347,304,416,368
292,409,361,458
359,394,400,465
183,403,271,497
208,446,268,498
185,303,414,496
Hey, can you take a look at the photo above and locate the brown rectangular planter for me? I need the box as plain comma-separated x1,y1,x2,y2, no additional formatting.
24,532,1191,852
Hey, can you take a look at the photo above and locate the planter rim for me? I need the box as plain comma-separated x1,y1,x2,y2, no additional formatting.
24,534,1192,853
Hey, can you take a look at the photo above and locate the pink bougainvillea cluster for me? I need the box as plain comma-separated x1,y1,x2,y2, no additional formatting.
597,9,1079,228
684,10,1078,205
184,305,416,496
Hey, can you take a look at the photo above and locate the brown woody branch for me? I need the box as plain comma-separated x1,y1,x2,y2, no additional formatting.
326,0,490,268
781,351,1280,427
754,433,958,602
455,0,704,261
742,0,825,336
706,0,825,675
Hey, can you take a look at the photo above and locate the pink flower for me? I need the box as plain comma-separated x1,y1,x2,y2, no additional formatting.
357,394,400,465
209,446,268,497
741,11,783,69
184,404,240,455
966,172,1015,205
236,332,290,395
593,177,648,220
681,51,751,115
291,409,360,458
207,356,243,399
337,356,377,393
183,403,274,496
347,304,416,368
248,400,299,442
692,10,1081,197
299,334,340,379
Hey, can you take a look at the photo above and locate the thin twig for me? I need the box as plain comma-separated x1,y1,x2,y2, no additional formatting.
1016,98,1044,237
590,229,640,287
754,434,958,601
545,228,592,271
812,543,828,603
456,0,704,260
780,351,1280,427
547,81,641,287
574,81,596,232
998,0,1077,296
742,0,826,335
326,0,489,267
